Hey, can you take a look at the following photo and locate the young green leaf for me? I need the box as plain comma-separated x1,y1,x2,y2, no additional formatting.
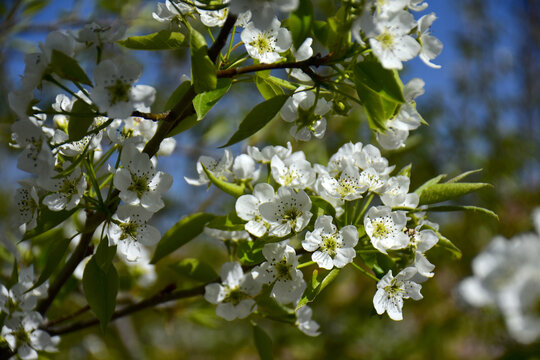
117,30,186,50
446,169,483,183
164,80,192,111
68,99,95,141
434,232,462,259
193,78,232,119
418,182,492,205
354,58,406,103
151,213,215,264
252,323,274,360
49,50,92,86
83,256,118,331
255,75,284,100
221,94,289,147
29,230,72,291
201,164,245,197
354,81,391,133
425,205,498,220
296,269,340,310
288,0,314,49
169,258,218,283
206,212,246,231
190,29,217,93
414,174,447,195
94,237,117,272
23,207,78,240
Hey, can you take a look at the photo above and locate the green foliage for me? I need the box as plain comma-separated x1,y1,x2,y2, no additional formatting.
68,99,95,141
193,78,232,120
201,164,245,197
83,255,118,330
418,182,492,205
221,95,289,147
117,30,187,50
206,212,246,231
23,207,78,240
288,0,314,49
30,230,72,291
255,73,285,100
151,213,215,264
190,29,217,93
169,258,218,283
296,269,340,310
252,323,274,360
49,50,92,86
164,80,192,111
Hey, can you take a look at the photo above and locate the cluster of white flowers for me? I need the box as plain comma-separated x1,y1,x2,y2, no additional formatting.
458,208,540,344
0,267,59,359
187,140,442,333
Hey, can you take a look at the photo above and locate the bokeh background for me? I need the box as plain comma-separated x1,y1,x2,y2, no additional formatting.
0,0,539,358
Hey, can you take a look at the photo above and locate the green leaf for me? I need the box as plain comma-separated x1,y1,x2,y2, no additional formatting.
30,230,72,291
206,212,246,231
425,205,499,220
201,164,246,197
312,20,330,45
414,174,447,195
167,113,198,138
252,323,274,360
190,29,217,93
94,237,117,272
434,232,462,259
354,58,406,103
296,269,340,310
221,95,289,147
193,78,232,120
68,99,95,141
83,256,118,330
255,74,284,100
397,164,412,177
23,207,77,240
22,0,48,16
446,169,483,183
164,80,191,111
169,258,218,283
354,80,395,133
418,183,492,205
288,0,314,49
151,213,215,264
49,50,92,86
237,241,265,266
117,30,186,50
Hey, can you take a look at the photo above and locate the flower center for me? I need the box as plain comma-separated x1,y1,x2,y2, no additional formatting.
372,220,392,239
106,79,131,105
250,34,274,55
275,258,292,280
128,175,150,198
283,207,301,221
120,221,138,240
224,287,248,306
321,234,340,257
376,30,395,49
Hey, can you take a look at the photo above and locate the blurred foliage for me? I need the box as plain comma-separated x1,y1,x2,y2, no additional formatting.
0,0,539,359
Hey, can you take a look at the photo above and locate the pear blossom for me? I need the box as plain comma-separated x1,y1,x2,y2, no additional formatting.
232,154,260,183
203,227,251,242
247,142,292,164
1,312,60,360
373,267,423,320
357,144,393,175
14,180,40,230
108,205,161,262
320,163,368,201
241,18,292,64
327,142,364,174
259,187,312,237
295,306,320,336
406,227,438,278
10,118,54,179
196,1,229,27
367,11,421,70
185,149,233,186
90,57,143,119
235,183,275,237
408,0,428,11
152,0,192,22
77,22,126,44
230,0,298,30
303,215,359,270
253,243,306,304
364,206,409,254
289,38,313,82
204,262,261,321
0,266,48,319
357,167,387,194
380,176,419,208
41,167,86,212
417,13,443,69
270,152,315,189
114,143,173,212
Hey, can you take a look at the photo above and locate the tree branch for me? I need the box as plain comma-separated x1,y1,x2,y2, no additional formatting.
217,53,334,78
47,284,207,336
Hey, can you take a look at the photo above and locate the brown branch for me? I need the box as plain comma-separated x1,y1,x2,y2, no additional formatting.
42,306,91,328
217,53,334,78
208,14,238,62
131,110,170,122
47,284,207,336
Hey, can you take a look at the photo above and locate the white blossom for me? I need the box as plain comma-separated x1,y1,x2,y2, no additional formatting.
114,143,173,213
373,267,423,320
196,1,229,27
91,57,143,119
303,215,358,269
270,152,315,189
152,0,192,22
364,206,409,254
10,118,54,179
380,175,419,208
235,183,275,237
232,154,260,183
253,243,306,304
230,0,298,30
259,186,312,237
185,150,233,186
108,205,161,262
320,162,368,202
14,180,40,230
41,167,86,212
204,262,261,321
247,142,292,164
241,18,291,64
407,227,438,278
417,13,443,69
295,306,320,336
77,22,126,44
